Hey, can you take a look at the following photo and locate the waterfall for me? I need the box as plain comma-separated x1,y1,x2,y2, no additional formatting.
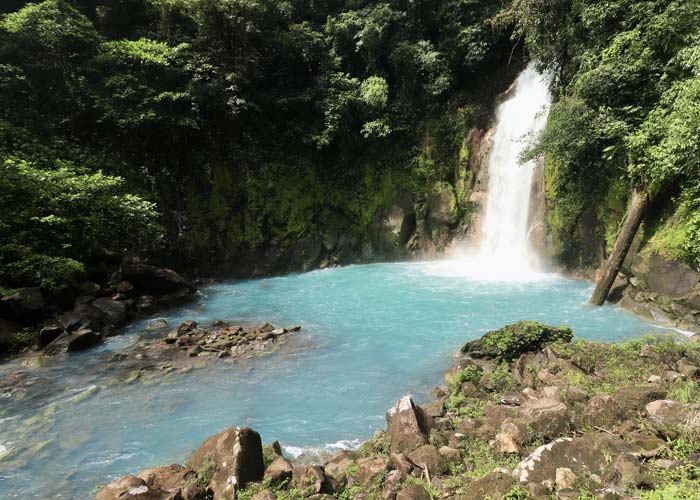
432,63,552,280
476,63,552,272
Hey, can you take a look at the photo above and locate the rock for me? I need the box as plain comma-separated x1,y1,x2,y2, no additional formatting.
324,451,356,485
645,400,700,438
137,464,190,492
516,397,570,439
179,321,197,334
94,475,151,500
612,385,666,418
188,345,201,357
689,334,700,343
67,328,101,351
493,432,520,455
293,465,330,494
395,484,431,500
265,455,293,485
389,453,414,476
136,295,156,315
461,321,573,360
91,298,128,327
407,444,447,475
555,467,577,490
464,471,516,500
382,469,404,500
146,319,169,331
252,489,275,500
187,426,264,496
116,281,135,294
426,182,457,245
386,396,430,452
122,263,196,295
61,304,105,331
0,287,45,322
39,325,64,347
580,394,620,428
368,192,416,255
356,455,389,486
513,434,631,486
438,445,461,462
603,452,641,489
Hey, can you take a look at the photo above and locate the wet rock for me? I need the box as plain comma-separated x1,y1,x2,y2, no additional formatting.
92,298,128,327
39,325,64,347
395,484,431,500
67,328,101,351
187,426,264,496
386,396,430,452
179,321,197,334
407,444,447,475
136,295,156,315
462,321,573,360
265,455,293,485
61,304,105,332
122,263,196,295
0,287,45,322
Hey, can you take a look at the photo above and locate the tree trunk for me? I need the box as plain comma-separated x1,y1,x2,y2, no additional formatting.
589,187,648,306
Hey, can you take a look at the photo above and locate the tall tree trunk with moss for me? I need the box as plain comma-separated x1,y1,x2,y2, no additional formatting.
589,187,648,306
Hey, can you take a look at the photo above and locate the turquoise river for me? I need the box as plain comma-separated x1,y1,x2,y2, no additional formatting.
0,260,675,498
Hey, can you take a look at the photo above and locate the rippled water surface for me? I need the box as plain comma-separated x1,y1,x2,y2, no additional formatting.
0,261,671,497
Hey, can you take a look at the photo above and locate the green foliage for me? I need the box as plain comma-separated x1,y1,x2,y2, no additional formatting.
502,485,531,500
516,0,700,271
0,155,158,288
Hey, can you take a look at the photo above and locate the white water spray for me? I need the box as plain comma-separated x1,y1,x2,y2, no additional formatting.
426,63,552,281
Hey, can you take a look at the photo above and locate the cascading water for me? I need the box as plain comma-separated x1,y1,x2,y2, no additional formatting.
477,63,552,271
437,63,552,280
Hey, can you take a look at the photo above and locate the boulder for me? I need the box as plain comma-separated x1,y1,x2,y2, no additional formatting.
407,445,448,475
324,451,356,485
645,400,700,439
94,475,167,500
464,471,516,500
0,287,45,322
513,433,632,486
355,455,389,486
580,394,620,428
91,298,128,327
61,304,105,332
462,321,573,360
67,328,102,351
252,489,275,500
395,484,431,500
39,325,64,347
122,263,196,295
187,426,264,497
293,465,330,494
516,397,570,439
265,455,293,485
137,464,191,492
386,396,430,453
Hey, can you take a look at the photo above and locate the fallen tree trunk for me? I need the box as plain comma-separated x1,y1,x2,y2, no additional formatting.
589,187,648,306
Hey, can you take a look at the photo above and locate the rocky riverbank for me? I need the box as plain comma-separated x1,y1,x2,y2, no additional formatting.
95,321,700,500
0,262,199,357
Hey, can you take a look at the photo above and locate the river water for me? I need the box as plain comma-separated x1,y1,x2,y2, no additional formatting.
0,262,671,498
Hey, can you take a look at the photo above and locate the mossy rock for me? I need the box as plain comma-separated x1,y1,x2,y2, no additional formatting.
462,321,573,361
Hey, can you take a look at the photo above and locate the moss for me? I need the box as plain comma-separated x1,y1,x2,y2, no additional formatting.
462,321,573,360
